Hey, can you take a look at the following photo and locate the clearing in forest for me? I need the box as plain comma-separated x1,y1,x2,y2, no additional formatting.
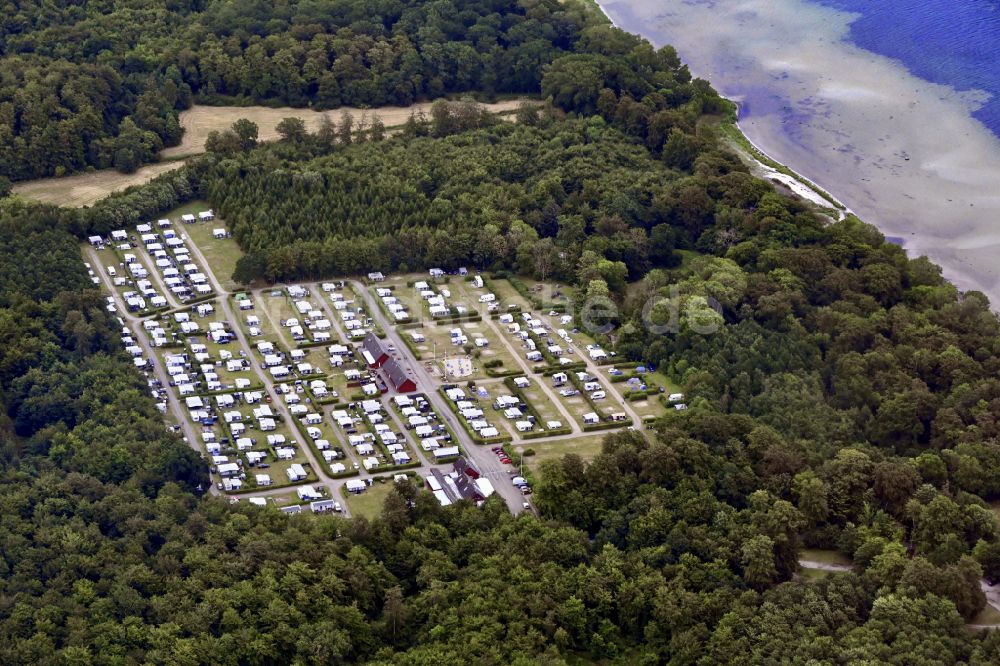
161,98,532,158
12,161,186,208
13,98,534,208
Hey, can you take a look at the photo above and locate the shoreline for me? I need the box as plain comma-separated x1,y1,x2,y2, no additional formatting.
727,103,852,218
592,0,853,218
594,0,1000,310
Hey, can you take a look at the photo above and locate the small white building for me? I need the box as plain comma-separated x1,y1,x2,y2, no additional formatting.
434,446,460,460
298,486,322,501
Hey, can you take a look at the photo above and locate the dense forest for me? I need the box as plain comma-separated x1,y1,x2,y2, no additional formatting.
6,0,1000,663
1,0,597,180
6,199,1000,661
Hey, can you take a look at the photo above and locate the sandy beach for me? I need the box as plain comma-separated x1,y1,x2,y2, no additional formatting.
599,0,1000,308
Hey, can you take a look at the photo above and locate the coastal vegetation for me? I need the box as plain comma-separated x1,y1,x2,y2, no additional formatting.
3,0,1000,663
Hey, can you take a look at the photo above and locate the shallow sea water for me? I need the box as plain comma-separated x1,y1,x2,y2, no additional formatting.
600,0,1000,307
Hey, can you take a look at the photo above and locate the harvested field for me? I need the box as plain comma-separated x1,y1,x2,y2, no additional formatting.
161,98,532,158
12,161,186,208
15,98,534,207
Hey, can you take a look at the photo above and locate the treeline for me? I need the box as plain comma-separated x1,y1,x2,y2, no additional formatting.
536,429,1000,663
0,201,206,491
1,0,593,180
208,110,686,284
7,3,1000,662
79,20,721,282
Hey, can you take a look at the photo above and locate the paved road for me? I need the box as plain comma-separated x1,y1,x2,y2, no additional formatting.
476,312,581,432
85,246,219,497
177,247,464,515
562,326,645,427
799,557,1000,629
132,246,185,309
98,231,578,515
181,233,353,506
352,280,527,514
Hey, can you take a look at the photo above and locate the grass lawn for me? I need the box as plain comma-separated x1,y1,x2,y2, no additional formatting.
521,434,608,470
491,277,576,313
318,367,353,402
13,161,186,207
344,481,397,520
554,391,598,427
646,369,681,394
601,367,679,421
798,568,841,581
411,321,516,380
181,204,245,292
519,384,566,426
627,398,666,420
162,99,532,159
15,100,535,208
256,291,303,350
288,346,330,374
232,294,286,354
489,278,531,310
460,381,520,437
260,490,309,508
972,604,1000,626
88,245,168,316
800,548,853,567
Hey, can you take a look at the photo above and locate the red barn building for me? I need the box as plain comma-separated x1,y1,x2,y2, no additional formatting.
384,358,417,393
361,332,389,368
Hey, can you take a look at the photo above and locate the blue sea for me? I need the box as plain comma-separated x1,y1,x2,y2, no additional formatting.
600,0,1000,305
815,0,1000,137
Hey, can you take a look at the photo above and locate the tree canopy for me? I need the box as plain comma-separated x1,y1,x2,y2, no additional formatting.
4,1,1000,663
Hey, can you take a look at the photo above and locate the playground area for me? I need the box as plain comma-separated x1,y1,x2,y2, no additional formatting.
443,356,474,378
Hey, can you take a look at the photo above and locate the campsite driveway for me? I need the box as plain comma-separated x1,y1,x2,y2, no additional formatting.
86,246,220,496
351,280,527,514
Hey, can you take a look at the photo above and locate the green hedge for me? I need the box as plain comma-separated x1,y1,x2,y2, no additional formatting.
501,376,571,436
485,366,522,378
538,363,585,376
329,469,361,479
400,332,424,360
521,427,572,439
499,444,535,486
430,311,483,324
582,421,630,432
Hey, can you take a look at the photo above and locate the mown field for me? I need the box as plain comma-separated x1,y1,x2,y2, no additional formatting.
13,99,533,208
12,161,186,208
161,99,530,158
